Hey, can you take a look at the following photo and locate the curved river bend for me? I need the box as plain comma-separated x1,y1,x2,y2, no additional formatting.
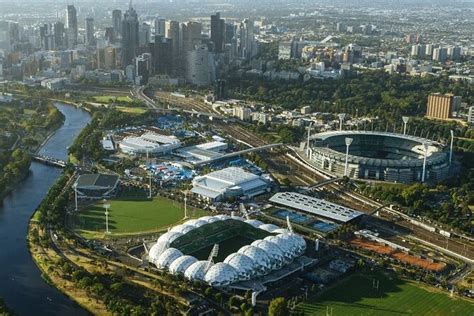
0,104,90,315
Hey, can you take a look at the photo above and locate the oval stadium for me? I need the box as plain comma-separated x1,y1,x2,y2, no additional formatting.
147,215,313,289
307,131,451,183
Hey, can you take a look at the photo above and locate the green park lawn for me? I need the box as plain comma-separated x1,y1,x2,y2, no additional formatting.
72,196,207,238
92,95,134,104
115,106,148,114
297,272,474,316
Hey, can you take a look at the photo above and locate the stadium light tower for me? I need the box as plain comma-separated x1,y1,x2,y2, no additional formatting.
402,116,409,135
338,113,346,131
449,130,454,165
103,200,111,234
307,122,313,158
74,184,78,211
183,191,188,219
344,137,353,177
421,143,429,183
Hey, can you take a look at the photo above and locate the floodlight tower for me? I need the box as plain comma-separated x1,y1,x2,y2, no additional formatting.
449,130,454,165
307,122,313,157
183,191,188,219
421,143,429,183
402,116,409,135
338,113,346,131
74,184,78,211
103,200,111,234
344,137,353,177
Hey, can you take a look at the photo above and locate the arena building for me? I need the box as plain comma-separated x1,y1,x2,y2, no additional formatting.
119,132,181,156
269,192,363,224
307,131,451,183
73,173,120,199
191,167,271,201
147,215,311,289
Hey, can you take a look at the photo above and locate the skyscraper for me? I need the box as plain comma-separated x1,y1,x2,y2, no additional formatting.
182,21,202,53
210,12,224,53
150,35,173,75
154,17,166,36
238,18,257,60
432,47,448,62
85,18,95,46
186,45,215,86
40,24,55,50
121,4,139,68
66,5,78,48
112,9,122,37
53,22,65,49
166,20,181,75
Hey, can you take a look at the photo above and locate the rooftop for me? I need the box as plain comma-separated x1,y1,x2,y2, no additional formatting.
269,192,363,223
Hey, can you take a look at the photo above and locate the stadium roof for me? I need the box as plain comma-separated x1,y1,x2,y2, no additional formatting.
75,174,119,190
269,192,363,223
191,167,268,200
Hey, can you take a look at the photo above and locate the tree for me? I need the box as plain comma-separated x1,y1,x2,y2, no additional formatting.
268,297,288,316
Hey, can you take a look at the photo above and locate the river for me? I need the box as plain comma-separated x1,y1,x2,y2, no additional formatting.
0,103,90,315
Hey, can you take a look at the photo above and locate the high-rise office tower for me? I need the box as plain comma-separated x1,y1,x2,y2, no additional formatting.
224,22,236,44
40,24,55,50
0,21,11,53
112,9,122,37
150,35,173,75
238,18,257,60
166,20,181,75
97,46,117,70
154,17,166,36
53,21,65,49
85,17,95,46
182,21,202,52
135,53,152,85
66,5,78,48
121,4,139,68
139,23,151,48
104,27,115,43
186,45,215,86
210,12,224,53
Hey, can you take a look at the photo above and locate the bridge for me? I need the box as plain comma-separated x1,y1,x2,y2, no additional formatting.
193,143,284,166
31,154,67,168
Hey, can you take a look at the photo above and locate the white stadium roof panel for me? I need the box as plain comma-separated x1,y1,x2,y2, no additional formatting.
269,192,363,223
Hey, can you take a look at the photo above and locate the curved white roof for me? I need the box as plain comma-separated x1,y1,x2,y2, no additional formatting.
214,214,231,221
259,223,280,232
238,245,272,273
199,216,219,223
158,231,184,245
273,228,290,234
204,263,239,287
156,248,183,269
184,261,213,281
264,235,295,260
169,255,198,275
170,224,194,234
245,219,264,228
223,253,257,280
251,239,285,268
231,215,245,221
148,242,164,264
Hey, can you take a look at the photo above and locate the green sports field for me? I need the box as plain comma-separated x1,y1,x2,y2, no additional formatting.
92,95,134,104
297,272,474,316
72,197,207,238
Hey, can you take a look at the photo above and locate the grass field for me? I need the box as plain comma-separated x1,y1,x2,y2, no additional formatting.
189,236,256,262
72,197,207,238
297,272,474,316
115,106,147,114
92,95,134,104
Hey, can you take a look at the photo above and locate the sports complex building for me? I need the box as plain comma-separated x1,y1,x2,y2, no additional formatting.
119,132,181,155
148,215,314,289
307,131,451,183
191,167,271,202
73,174,120,199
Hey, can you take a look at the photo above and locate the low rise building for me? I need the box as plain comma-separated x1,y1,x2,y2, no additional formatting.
191,167,270,202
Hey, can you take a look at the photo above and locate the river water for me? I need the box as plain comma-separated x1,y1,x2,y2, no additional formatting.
0,104,90,315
